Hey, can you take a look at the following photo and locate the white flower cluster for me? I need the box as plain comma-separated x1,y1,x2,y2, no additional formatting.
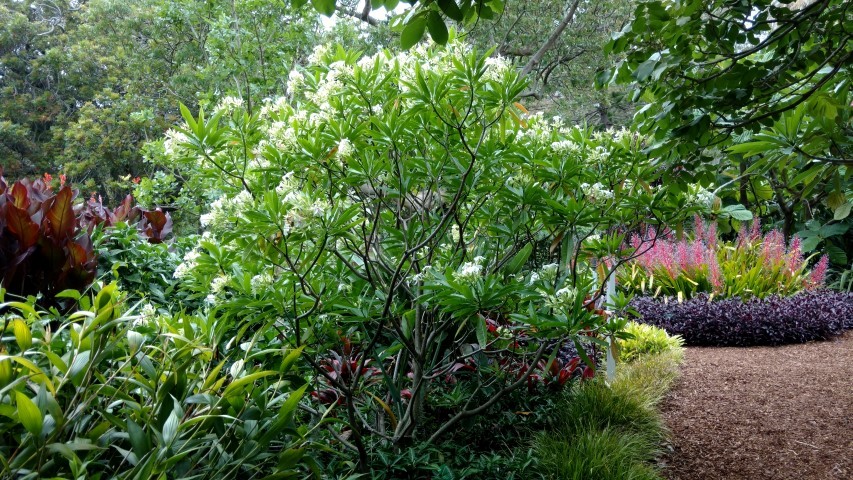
251,272,274,295
214,96,244,115
134,302,157,327
685,184,716,209
286,69,305,95
174,249,201,279
200,190,253,232
581,182,614,203
540,263,560,282
210,274,230,294
586,145,610,164
545,286,578,310
336,138,352,159
551,139,582,156
454,256,486,284
275,172,330,234
308,44,330,65
483,55,512,82
163,128,188,157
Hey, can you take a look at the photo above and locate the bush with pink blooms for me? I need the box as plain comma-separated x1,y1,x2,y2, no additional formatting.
620,217,829,300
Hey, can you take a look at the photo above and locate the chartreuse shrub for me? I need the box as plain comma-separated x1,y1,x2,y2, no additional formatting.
0,285,319,478
620,217,829,300
617,322,683,363
160,40,683,474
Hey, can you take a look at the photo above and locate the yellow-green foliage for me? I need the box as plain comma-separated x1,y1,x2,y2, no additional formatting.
617,322,684,363
533,350,684,479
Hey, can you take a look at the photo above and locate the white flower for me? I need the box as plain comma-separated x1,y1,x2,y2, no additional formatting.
205,294,217,306
286,69,305,95
451,225,461,244
528,272,541,285
308,44,330,65
546,286,578,309
214,96,243,115
581,182,614,203
134,303,156,326
540,263,559,282
251,273,274,295
174,249,201,279
685,184,716,209
336,138,352,159
163,129,188,157
587,145,610,164
454,258,484,284
210,275,230,294
483,55,511,82
551,140,582,156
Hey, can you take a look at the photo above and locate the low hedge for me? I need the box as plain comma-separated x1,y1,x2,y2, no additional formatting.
629,291,853,347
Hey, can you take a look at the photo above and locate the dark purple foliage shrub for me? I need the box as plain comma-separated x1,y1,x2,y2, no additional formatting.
629,291,853,346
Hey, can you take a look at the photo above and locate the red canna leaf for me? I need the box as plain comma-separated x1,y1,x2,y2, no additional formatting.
44,186,76,239
5,204,40,250
10,182,30,210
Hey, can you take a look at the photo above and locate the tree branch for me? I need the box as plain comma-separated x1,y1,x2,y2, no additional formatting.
521,0,581,77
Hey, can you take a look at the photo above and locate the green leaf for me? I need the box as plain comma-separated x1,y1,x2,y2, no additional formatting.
162,406,180,444
280,346,304,374
474,317,487,349
279,384,309,422
426,11,449,45
503,243,533,275
437,0,464,21
826,245,847,265
11,320,32,351
720,204,753,221
573,337,596,373
127,419,151,460
310,0,335,16
223,370,278,397
16,391,43,437
833,202,851,221
401,15,428,49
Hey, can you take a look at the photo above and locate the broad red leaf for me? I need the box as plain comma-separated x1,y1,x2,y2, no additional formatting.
5,204,40,250
113,194,138,222
10,182,30,210
67,241,93,267
44,186,76,239
143,209,168,230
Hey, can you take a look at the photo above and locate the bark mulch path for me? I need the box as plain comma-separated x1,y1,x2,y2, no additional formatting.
659,333,852,480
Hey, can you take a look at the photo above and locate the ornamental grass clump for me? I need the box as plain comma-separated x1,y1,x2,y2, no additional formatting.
620,217,829,300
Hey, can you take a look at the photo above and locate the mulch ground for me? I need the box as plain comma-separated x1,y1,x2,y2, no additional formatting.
659,333,852,480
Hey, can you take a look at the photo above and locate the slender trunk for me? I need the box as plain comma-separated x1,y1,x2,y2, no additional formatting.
521,0,582,77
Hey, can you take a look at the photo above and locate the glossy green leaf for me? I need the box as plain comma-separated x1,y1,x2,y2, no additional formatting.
16,391,43,437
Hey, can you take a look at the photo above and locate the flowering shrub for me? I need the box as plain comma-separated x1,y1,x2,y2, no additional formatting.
630,291,853,346
162,41,680,470
620,217,829,300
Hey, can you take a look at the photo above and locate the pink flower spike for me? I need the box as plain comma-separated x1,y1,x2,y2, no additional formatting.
709,253,724,293
706,222,717,246
749,218,761,242
809,255,829,288
786,236,803,274
693,215,705,242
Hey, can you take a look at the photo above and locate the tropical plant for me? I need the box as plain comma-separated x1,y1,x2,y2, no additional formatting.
620,218,829,300
163,41,681,472
0,284,319,478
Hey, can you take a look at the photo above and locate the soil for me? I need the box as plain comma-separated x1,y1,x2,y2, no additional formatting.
659,333,852,480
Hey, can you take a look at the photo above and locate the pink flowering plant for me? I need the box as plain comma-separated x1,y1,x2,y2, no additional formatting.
621,217,829,300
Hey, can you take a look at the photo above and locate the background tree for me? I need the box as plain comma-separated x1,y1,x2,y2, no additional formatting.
604,0,852,266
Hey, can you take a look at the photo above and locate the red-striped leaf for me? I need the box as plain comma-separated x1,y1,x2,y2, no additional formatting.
45,186,76,239
5,204,40,250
